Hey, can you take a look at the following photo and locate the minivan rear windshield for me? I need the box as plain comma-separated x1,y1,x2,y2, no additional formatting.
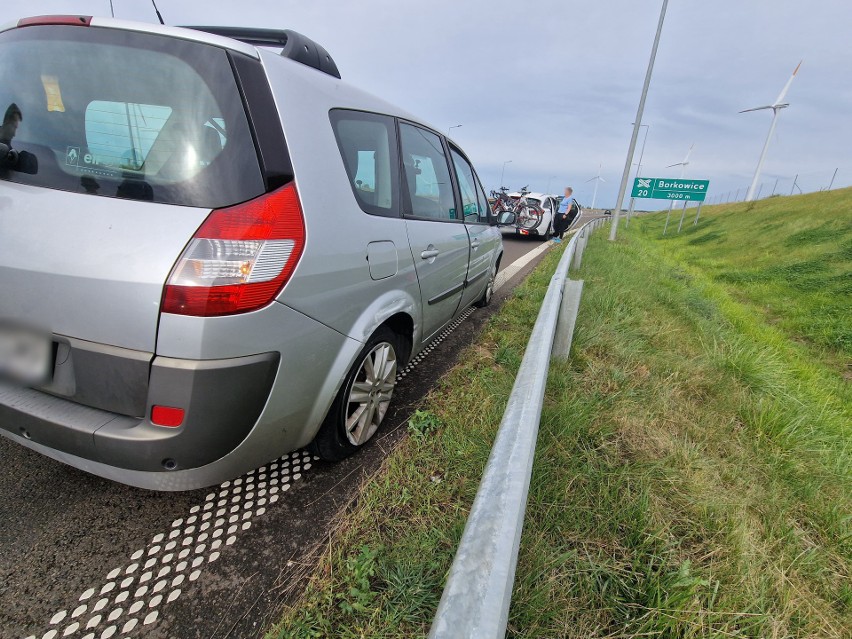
0,25,265,208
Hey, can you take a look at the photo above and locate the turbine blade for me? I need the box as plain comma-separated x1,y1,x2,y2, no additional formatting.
740,105,774,113
683,144,694,164
773,59,802,106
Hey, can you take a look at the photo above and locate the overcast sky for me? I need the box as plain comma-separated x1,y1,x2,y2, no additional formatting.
8,1,852,207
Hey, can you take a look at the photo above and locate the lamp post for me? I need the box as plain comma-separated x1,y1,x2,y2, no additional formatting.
626,123,650,226
500,160,512,188
610,0,669,240
448,124,462,137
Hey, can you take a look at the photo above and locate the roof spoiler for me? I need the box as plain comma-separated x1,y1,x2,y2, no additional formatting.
181,26,341,79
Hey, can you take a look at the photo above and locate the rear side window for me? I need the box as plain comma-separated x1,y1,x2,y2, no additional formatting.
329,110,399,217
0,25,264,208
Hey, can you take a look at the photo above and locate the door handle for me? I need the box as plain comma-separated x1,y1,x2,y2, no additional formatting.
470,239,481,250
420,249,440,259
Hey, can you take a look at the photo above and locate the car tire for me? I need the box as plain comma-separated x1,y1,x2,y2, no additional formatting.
311,327,403,461
474,263,497,308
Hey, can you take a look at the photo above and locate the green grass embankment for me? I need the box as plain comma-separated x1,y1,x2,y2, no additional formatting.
269,189,851,638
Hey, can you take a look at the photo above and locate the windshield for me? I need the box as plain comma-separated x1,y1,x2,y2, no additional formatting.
0,25,264,208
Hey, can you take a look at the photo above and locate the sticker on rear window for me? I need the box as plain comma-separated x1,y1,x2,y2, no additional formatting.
41,75,65,112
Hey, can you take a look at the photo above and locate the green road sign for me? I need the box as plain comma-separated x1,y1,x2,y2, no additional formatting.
632,177,709,201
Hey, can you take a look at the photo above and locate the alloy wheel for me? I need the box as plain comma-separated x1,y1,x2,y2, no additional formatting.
344,341,397,445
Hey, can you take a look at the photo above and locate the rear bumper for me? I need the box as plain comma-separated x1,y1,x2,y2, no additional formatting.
502,226,546,237
0,351,278,473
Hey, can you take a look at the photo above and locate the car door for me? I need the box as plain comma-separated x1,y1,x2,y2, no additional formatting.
448,147,501,308
399,122,470,342
544,197,555,234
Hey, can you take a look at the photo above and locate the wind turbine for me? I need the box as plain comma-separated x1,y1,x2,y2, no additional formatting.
741,61,802,202
585,164,605,210
663,144,694,234
667,143,694,179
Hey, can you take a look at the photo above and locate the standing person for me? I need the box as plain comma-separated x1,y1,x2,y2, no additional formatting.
552,186,574,242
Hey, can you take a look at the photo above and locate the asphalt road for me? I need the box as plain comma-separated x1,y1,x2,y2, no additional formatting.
0,233,563,639
498,231,551,271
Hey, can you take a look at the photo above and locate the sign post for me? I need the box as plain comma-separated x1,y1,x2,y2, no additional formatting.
677,200,688,233
692,202,703,226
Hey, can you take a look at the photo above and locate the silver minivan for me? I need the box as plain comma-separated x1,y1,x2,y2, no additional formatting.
0,17,502,490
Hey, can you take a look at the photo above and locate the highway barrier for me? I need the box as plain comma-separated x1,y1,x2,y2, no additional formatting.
429,217,608,638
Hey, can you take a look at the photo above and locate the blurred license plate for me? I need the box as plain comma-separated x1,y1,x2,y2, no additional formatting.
0,324,52,385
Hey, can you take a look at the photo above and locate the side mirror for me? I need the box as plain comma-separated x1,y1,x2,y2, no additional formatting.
497,211,516,226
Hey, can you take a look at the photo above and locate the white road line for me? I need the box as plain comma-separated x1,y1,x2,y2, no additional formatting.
494,238,561,292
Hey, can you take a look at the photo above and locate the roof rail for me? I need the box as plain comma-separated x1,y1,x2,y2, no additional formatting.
181,26,341,79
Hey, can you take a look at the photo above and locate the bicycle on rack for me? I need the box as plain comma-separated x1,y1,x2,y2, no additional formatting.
512,187,555,239
512,185,539,226
490,186,513,217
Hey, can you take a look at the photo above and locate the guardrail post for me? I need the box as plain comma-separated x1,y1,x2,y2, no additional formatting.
571,229,587,270
552,279,584,360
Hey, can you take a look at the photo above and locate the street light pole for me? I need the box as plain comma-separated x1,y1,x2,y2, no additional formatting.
610,0,669,241
500,160,512,188
448,124,462,137
627,124,650,226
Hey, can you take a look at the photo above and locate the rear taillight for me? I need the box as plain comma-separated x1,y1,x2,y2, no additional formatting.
162,183,305,317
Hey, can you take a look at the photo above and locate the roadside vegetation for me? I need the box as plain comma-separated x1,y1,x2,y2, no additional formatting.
268,188,851,638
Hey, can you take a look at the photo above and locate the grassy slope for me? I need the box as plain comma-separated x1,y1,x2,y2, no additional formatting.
269,190,851,638
658,189,851,367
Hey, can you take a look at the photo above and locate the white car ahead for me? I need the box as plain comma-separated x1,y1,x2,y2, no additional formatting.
499,191,575,240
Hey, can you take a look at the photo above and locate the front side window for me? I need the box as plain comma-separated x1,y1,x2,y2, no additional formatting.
0,25,263,208
329,109,398,217
399,123,457,221
450,147,490,224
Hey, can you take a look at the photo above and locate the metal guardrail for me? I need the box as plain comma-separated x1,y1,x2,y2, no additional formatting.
429,217,607,638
